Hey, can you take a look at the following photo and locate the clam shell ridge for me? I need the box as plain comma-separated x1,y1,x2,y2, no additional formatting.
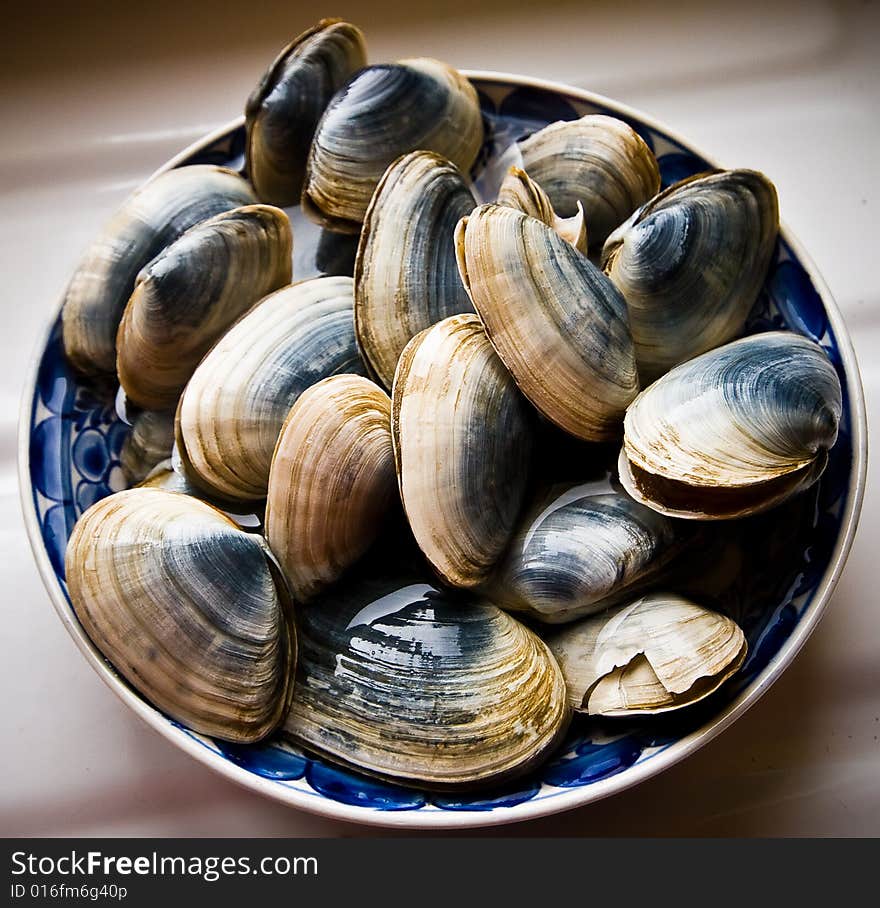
354,150,476,388
496,166,587,254
62,165,256,376
456,204,639,441
117,204,293,410
265,374,396,601
245,19,367,206
283,577,570,788
619,331,842,520
490,482,687,624
518,114,660,247
302,58,483,232
120,408,176,485
603,169,780,381
65,488,295,743
176,276,364,502
545,592,747,715
392,313,533,588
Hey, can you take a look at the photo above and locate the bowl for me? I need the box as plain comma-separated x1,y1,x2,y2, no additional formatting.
19,72,867,828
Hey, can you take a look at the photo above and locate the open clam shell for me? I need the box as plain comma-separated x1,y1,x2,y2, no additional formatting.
62,165,256,377
391,313,533,588
496,166,587,254
518,114,660,248
489,481,688,624
603,169,780,381
117,204,293,410
354,151,476,388
455,204,638,441
245,19,367,207
546,593,747,715
176,276,363,502
265,374,396,601
65,488,295,742
619,331,842,520
283,574,570,788
302,58,483,232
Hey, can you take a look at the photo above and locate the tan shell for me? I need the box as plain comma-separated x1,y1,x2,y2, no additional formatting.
354,150,476,388
391,313,533,588
65,488,295,742
455,204,638,441
116,205,292,410
518,114,660,247
120,409,176,485
265,375,396,601
496,166,587,253
176,276,363,502
545,593,747,715
302,58,483,232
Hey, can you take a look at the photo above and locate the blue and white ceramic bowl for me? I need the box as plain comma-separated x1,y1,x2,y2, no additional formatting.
19,73,867,828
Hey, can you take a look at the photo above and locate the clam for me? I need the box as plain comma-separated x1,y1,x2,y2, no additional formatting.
496,166,587,254
603,169,779,380
302,58,483,232
265,375,396,601
455,204,639,441
62,165,256,376
65,488,295,742
117,205,292,410
618,331,842,520
120,409,176,485
176,276,364,502
489,481,688,624
354,151,476,388
245,19,367,206
545,593,747,715
518,114,660,247
392,314,533,588
283,573,569,788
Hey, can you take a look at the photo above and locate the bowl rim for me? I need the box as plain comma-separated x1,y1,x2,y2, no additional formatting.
18,69,868,830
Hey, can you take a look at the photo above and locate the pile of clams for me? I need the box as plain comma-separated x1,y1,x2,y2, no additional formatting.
60,18,843,791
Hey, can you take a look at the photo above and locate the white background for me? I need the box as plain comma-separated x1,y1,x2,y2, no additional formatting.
2,0,877,835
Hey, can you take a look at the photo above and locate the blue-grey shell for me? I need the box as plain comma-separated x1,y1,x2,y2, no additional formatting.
603,169,779,381
620,331,842,519
283,574,569,788
61,165,256,376
245,20,367,206
489,482,687,623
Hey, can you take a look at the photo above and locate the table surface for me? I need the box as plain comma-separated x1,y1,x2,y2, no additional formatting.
3,0,878,837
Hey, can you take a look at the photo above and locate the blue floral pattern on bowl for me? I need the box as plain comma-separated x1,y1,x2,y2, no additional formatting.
24,77,855,820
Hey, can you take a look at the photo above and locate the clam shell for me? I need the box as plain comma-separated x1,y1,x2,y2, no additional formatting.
117,204,292,410
62,165,256,376
65,488,295,742
518,114,660,247
120,408,176,485
392,314,533,588
302,59,483,232
496,166,587,253
265,375,396,601
547,593,746,715
283,574,570,788
455,204,638,441
619,331,842,519
245,19,367,206
489,481,688,624
176,276,364,502
603,169,779,381
354,151,476,388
